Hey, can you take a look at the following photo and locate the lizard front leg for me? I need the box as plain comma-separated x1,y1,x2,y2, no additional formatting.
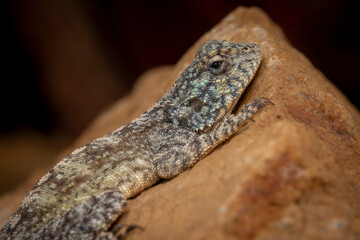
156,97,272,179
37,191,126,240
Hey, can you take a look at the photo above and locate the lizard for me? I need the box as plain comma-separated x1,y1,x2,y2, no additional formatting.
0,39,271,239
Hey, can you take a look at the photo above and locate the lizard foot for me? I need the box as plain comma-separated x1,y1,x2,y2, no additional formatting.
38,191,126,240
239,97,273,120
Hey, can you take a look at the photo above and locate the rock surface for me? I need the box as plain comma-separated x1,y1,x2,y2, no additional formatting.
1,6,359,239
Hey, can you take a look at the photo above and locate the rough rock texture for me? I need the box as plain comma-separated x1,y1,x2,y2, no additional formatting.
1,6,359,239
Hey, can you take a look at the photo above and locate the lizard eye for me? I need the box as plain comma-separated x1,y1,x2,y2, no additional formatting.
208,56,228,75
210,61,221,69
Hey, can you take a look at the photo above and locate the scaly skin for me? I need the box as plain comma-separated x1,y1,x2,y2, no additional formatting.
1,40,270,239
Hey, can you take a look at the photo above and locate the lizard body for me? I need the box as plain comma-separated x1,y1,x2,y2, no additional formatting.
1,40,270,239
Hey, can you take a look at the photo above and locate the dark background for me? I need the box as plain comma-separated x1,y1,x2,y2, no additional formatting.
1,0,359,193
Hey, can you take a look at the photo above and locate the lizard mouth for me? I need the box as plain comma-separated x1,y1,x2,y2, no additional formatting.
229,94,244,115
230,52,262,115
230,73,260,115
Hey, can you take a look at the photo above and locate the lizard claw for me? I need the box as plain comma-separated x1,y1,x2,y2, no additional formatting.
252,97,274,106
113,224,144,239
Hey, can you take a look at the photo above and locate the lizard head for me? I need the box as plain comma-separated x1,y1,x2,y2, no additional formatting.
164,40,262,132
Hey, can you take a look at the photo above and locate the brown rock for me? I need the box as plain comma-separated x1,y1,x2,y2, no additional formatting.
1,6,359,239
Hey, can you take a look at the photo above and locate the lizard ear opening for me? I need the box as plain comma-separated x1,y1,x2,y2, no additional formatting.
188,98,203,112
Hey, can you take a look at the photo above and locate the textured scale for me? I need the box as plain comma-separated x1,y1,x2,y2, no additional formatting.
0,40,270,239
